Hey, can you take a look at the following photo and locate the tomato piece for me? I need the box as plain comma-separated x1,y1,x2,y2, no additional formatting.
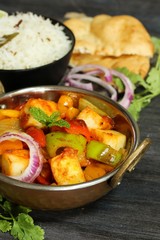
64,119,91,141
40,162,53,181
35,162,53,185
50,125,65,132
26,126,46,147
35,175,50,185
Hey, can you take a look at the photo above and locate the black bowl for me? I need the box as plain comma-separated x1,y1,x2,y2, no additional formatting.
0,18,75,92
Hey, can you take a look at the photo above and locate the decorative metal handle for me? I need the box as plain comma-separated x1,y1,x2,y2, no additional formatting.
109,138,151,189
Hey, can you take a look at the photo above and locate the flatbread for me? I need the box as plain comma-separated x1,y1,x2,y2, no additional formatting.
91,15,154,57
64,17,100,54
64,13,154,77
70,54,150,78
64,14,154,57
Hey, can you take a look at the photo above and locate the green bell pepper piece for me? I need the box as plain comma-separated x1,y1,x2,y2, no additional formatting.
46,131,87,157
86,140,123,166
79,98,107,116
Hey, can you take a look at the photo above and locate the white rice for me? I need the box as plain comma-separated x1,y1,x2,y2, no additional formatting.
0,12,72,69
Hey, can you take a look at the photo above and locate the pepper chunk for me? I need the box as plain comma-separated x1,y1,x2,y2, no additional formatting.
86,140,123,167
46,131,87,157
64,119,91,141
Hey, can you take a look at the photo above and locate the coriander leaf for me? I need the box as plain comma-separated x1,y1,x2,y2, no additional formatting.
116,67,143,87
128,94,152,120
151,36,160,53
0,220,12,232
3,200,13,213
11,213,44,240
16,206,32,215
117,48,160,121
29,107,70,128
11,219,24,240
113,77,125,92
0,195,45,240
145,58,160,95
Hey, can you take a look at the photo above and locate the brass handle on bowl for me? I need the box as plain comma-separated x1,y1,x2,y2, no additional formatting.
109,138,151,189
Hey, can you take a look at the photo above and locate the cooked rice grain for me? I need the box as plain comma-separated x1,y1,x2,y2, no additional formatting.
0,12,72,69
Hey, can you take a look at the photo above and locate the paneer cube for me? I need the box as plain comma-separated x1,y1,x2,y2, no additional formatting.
20,98,58,129
50,148,86,185
0,118,21,135
77,107,112,130
1,149,29,176
91,129,126,150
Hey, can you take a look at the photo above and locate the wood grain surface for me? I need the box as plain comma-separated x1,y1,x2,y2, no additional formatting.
0,1,160,239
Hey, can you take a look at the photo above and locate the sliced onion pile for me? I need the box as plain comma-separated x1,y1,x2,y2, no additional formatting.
0,131,43,183
64,64,134,108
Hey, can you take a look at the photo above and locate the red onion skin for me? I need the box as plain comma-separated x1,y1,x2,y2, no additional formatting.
0,131,43,183
66,72,118,101
65,64,134,109
111,69,134,108
65,77,94,91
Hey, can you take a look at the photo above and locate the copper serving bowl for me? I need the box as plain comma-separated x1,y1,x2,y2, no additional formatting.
0,86,150,210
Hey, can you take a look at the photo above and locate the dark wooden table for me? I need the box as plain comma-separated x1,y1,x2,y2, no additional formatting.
0,1,160,239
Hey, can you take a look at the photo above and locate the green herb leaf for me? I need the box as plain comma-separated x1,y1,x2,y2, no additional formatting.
3,200,12,213
29,107,49,126
117,42,160,121
29,107,70,128
11,213,44,240
151,36,160,53
145,59,160,95
0,195,45,240
47,111,61,127
0,32,19,48
0,220,12,232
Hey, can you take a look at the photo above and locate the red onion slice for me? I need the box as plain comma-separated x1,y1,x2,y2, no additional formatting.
65,64,134,108
111,69,134,108
65,73,117,101
65,77,94,91
68,64,112,82
0,131,43,183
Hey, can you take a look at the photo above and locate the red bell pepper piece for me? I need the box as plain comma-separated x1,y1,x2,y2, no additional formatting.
35,175,50,185
64,119,91,141
25,126,46,147
35,162,53,185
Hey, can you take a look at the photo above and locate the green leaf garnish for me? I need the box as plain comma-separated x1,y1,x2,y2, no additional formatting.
0,32,19,48
0,195,45,240
29,107,70,128
116,40,160,121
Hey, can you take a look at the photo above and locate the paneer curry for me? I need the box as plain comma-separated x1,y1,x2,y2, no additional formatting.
0,94,127,185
